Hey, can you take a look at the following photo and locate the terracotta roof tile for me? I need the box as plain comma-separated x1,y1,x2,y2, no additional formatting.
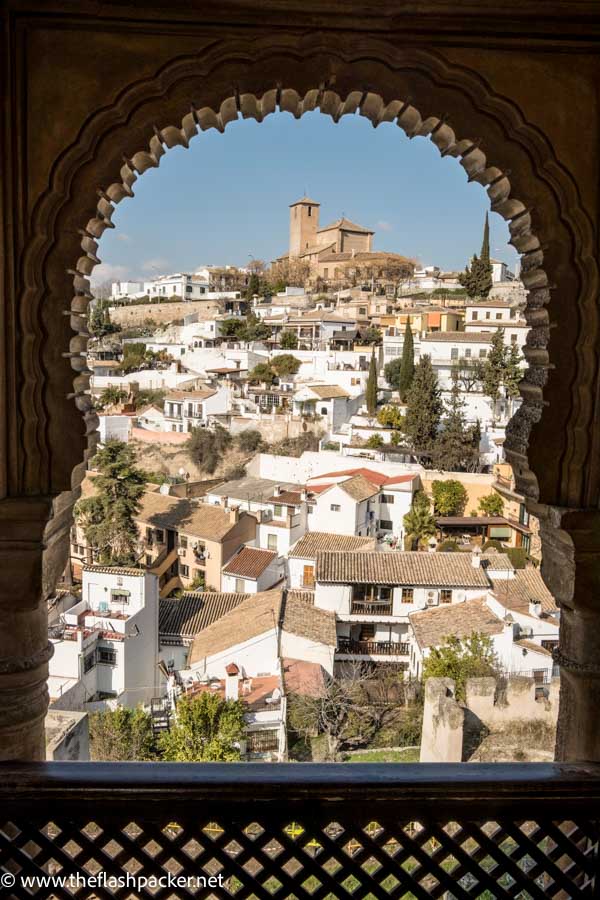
222,547,277,579
315,551,490,587
159,592,249,642
189,590,284,665
282,658,326,697
280,592,337,646
339,474,380,502
138,492,254,541
491,568,557,614
409,597,504,650
289,532,376,559
83,564,144,577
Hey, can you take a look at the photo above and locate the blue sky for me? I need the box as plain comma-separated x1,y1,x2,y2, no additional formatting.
92,110,518,284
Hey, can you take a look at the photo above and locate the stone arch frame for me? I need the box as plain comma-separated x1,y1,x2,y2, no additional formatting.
5,36,599,760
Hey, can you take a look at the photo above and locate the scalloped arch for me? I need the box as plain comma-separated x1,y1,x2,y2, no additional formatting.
19,38,597,517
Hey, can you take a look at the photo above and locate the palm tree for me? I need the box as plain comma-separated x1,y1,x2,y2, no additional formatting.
98,386,127,410
403,492,437,550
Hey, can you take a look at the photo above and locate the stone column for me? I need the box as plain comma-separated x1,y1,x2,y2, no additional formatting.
0,493,73,761
535,507,600,761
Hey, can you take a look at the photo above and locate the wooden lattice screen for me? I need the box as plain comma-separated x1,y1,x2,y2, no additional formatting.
0,762,599,899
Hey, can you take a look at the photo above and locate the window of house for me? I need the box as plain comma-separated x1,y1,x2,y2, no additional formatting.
145,555,152,566
441,589,453,604
465,348,472,358
273,504,283,517
485,311,491,319
308,206,312,217
155,529,164,543
96,647,117,666
267,534,278,552
146,528,153,542
450,348,459,359
180,564,189,578
402,588,414,603
179,535,188,549
330,504,341,512
541,639,559,652
479,349,487,358
323,268,329,278
496,312,502,319
235,578,245,593
247,730,279,753
83,652,96,674
186,285,193,293
111,590,129,605
320,407,328,415
511,333,518,343
472,311,478,320
380,494,395,504
378,519,393,531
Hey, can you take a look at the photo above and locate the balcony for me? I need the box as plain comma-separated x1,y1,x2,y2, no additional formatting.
350,601,393,616
337,638,409,656
0,763,598,895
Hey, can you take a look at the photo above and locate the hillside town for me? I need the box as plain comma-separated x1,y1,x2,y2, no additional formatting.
47,198,558,766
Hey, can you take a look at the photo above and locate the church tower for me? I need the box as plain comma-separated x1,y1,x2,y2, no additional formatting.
289,197,320,257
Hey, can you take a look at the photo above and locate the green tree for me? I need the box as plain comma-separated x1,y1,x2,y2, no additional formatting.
270,354,301,377
458,215,493,299
366,350,378,415
159,692,246,761
119,342,151,373
131,388,166,410
366,433,384,448
242,312,271,342
98,386,127,410
478,492,504,516
75,440,147,565
423,632,500,701
431,480,468,516
187,425,233,474
245,272,261,301
279,330,298,350
249,362,275,384
403,491,437,549
432,377,480,472
220,318,247,338
398,322,415,402
383,357,403,392
480,329,506,423
362,325,382,345
403,356,443,462
89,707,155,761
377,405,405,430
503,342,524,402
236,429,265,453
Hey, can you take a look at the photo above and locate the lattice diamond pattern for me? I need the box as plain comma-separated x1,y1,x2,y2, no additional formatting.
0,812,597,899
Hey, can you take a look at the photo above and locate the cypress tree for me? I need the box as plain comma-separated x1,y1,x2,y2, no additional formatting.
404,355,443,464
458,214,493,299
432,375,477,472
366,350,378,415
481,329,506,425
398,322,415,402
481,212,490,265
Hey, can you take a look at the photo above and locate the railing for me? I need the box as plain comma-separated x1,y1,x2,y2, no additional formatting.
350,601,393,616
337,639,409,656
0,763,598,896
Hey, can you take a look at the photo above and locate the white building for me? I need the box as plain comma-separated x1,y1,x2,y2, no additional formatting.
287,532,376,591
221,546,284,594
490,259,516,283
292,383,359,432
49,567,160,712
306,466,419,542
464,300,527,350
98,414,131,444
163,384,231,432
111,280,145,301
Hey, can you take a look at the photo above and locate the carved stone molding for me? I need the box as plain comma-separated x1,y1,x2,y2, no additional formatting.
6,35,596,516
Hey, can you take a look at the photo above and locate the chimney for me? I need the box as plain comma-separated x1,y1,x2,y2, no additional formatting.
529,599,542,618
300,489,308,502
221,496,228,508
471,547,482,568
274,484,282,497
225,663,239,701
229,505,240,524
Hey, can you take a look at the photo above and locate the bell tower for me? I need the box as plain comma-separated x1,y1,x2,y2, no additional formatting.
289,197,320,257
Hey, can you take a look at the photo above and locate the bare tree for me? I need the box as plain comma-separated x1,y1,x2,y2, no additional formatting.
287,661,375,761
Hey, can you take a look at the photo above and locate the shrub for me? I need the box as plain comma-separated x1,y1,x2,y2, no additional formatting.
437,539,460,552
236,429,265,453
366,433,384,448
187,425,232,474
